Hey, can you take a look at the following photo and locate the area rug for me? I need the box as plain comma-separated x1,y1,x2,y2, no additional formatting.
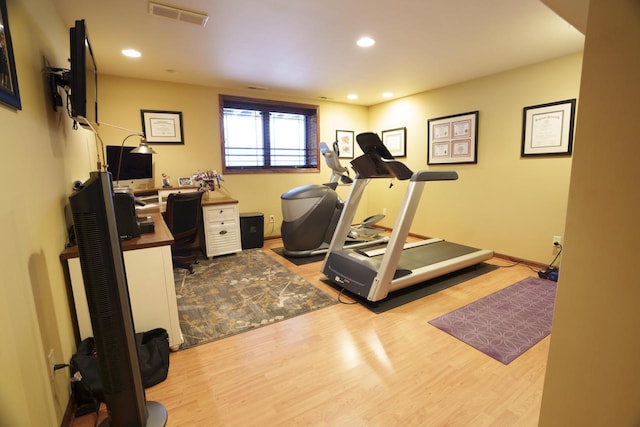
324,263,498,314
428,276,557,364
174,249,337,349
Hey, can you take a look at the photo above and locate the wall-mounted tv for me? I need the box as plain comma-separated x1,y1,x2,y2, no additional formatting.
106,145,154,189
69,19,98,129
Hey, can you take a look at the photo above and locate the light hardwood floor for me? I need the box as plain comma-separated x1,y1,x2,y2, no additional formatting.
70,238,548,427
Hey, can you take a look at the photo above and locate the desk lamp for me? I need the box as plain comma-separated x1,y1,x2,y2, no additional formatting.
116,134,157,184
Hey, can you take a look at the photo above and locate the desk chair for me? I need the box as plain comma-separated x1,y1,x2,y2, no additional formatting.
162,191,204,274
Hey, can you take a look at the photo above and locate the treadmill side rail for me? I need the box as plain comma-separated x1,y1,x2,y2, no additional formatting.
411,170,458,182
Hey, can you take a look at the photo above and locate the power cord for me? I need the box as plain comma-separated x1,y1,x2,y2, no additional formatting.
538,242,562,280
337,287,358,305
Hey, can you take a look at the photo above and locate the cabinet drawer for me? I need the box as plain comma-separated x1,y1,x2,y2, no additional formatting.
206,222,238,240
204,206,237,222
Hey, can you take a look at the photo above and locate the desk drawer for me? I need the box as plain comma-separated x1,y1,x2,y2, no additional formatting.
204,205,237,222
205,223,240,256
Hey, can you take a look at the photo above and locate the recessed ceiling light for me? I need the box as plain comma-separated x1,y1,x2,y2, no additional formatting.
382,92,393,98
122,49,141,58
356,36,375,48
347,93,359,100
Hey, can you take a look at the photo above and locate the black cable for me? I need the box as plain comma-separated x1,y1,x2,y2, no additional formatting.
549,243,563,267
337,288,358,305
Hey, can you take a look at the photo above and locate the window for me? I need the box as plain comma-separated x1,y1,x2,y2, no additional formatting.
220,95,319,173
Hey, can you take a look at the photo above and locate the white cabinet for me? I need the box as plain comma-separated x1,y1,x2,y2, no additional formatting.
202,200,242,257
67,245,183,350
62,212,183,350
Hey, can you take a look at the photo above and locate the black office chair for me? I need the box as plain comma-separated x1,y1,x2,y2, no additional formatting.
162,191,204,274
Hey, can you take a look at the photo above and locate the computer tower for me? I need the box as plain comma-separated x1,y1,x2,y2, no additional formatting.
113,190,141,239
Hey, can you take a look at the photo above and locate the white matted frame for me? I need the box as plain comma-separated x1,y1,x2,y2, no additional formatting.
382,127,407,157
427,111,478,164
141,110,184,144
178,177,192,187
521,99,576,157
335,130,354,158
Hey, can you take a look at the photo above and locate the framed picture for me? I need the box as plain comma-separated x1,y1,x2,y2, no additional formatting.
141,110,184,144
0,0,21,110
427,111,478,164
335,130,354,158
521,99,576,157
382,127,407,157
178,177,192,187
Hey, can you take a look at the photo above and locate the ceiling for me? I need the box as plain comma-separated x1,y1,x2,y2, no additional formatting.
51,0,586,106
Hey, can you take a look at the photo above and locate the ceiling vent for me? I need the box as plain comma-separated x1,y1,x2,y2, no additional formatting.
148,1,209,27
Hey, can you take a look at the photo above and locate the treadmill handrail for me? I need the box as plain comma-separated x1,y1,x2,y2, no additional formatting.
411,170,458,182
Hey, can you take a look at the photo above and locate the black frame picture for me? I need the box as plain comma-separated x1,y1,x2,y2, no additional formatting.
141,110,184,144
427,111,479,165
382,127,407,157
521,99,576,157
0,0,21,110
335,130,354,158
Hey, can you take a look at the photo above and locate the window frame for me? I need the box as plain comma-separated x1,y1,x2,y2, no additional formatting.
219,95,320,174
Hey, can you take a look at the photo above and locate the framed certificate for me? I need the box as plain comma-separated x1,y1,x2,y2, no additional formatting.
141,110,184,144
521,99,576,157
428,111,478,164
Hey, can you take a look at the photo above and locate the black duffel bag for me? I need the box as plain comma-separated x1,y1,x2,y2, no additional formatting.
70,328,170,413
136,328,170,388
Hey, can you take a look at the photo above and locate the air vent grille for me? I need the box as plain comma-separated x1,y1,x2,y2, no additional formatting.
148,1,209,27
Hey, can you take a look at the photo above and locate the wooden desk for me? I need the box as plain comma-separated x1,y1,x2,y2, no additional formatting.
61,213,184,350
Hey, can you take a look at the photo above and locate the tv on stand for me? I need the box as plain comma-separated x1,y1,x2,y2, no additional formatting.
69,171,167,426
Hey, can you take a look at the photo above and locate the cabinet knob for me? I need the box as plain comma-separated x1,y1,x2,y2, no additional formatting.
219,230,227,235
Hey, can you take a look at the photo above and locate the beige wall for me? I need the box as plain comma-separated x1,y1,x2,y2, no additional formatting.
98,76,370,236
539,0,640,424
0,0,92,424
368,54,582,263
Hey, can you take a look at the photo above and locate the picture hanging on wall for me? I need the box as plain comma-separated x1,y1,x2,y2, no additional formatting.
521,99,576,157
141,110,184,144
382,127,407,157
427,111,478,164
0,0,22,110
335,130,354,158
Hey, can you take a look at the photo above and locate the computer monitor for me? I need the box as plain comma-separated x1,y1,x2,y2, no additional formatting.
106,145,154,189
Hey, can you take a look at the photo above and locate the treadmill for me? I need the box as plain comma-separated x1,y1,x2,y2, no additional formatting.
321,132,493,302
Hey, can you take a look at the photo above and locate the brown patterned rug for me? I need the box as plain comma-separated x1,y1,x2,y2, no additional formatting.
173,249,336,349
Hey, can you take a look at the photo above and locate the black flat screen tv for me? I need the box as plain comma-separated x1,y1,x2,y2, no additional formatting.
69,19,98,129
69,171,167,426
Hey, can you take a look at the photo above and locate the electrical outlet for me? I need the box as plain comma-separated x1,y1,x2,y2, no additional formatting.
48,349,56,379
269,214,275,223
552,235,562,246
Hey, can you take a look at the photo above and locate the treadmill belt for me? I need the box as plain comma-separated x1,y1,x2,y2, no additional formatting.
400,241,481,270
366,241,483,271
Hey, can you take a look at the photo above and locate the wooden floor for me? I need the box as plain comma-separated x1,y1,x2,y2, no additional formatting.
69,238,548,427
